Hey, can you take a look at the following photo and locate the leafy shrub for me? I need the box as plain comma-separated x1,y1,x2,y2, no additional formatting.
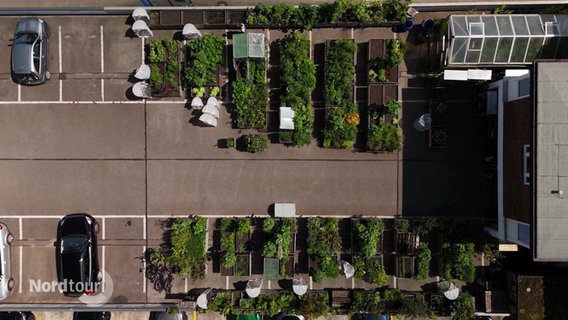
280,31,316,146
219,218,234,232
312,268,325,283
399,294,433,319
244,134,268,153
307,218,341,256
237,218,251,235
367,120,403,152
185,34,225,88
298,292,329,318
443,242,476,283
167,216,207,279
323,103,359,149
147,40,165,62
386,99,402,116
210,292,232,315
352,218,384,259
394,218,410,233
369,59,388,83
450,292,475,320
367,258,387,286
416,242,431,280
150,64,163,91
320,256,339,279
263,217,276,233
232,61,267,129
385,39,405,67
220,231,235,251
324,39,356,106
221,251,236,268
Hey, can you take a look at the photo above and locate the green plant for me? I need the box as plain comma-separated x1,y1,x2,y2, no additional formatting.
280,31,316,146
352,218,384,259
210,292,233,315
323,103,359,149
369,59,388,83
450,292,474,320
185,34,225,87
299,292,329,318
353,259,366,278
220,218,234,232
324,39,356,106
220,231,235,252
244,133,268,153
416,242,431,280
166,216,207,279
237,218,252,235
482,243,503,264
443,242,476,283
385,39,405,67
312,268,325,283
263,217,276,233
367,119,403,152
413,217,437,237
192,87,205,98
493,4,514,14
367,258,387,286
210,86,220,97
147,40,165,62
150,64,163,90
221,251,236,269
399,294,433,319
307,218,342,256
319,255,339,279
394,218,410,233
226,138,235,148
232,61,267,129
386,99,402,116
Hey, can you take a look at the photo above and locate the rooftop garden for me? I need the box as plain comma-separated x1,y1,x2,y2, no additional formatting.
232,60,268,129
147,39,181,97
185,34,225,98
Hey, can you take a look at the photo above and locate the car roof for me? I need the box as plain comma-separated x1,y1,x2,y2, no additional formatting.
11,44,34,75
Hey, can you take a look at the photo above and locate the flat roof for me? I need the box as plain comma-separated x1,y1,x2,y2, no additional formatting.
535,61,568,260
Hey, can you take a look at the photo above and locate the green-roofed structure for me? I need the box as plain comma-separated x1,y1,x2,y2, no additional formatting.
233,33,265,60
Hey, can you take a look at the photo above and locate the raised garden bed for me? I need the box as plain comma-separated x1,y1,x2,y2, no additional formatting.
236,254,250,276
396,255,415,278
232,60,268,129
185,33,225,99
147,39,182,97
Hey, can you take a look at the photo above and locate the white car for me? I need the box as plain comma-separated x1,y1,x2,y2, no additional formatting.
0,222,14,300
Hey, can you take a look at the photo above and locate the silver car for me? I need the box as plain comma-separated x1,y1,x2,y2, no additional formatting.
11,17,50,85
0,222,14,300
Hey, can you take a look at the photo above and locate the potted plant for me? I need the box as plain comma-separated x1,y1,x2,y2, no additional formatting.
244,133,268,153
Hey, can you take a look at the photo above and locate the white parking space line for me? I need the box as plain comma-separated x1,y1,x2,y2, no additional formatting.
141,38,145,62
100,25,104,73
18,217,22,240
102,217,106,240
18,246,22,293
102,245,106,292
143,215,147,240
142,245,146,293
101,79,105,101
59,80,63,102
17,85,21,102
58,26,62,74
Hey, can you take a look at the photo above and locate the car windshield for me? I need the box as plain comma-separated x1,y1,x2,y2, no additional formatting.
14,33,37,45
61,236,87,254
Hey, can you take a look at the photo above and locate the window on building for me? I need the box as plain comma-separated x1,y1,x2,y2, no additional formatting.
519,78,530,97
523,144,531,185
518,223,530,244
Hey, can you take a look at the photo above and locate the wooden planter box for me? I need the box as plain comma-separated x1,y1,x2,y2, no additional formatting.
236,254,250,276
395,232,419,255
283,255,295,277
149,44,182,98
221,263,235,276
396,256,415,278
235,231,250,253
367,39,399,84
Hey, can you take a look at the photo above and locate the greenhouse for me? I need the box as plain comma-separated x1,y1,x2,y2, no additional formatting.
446,14,568,65
232,32,265,60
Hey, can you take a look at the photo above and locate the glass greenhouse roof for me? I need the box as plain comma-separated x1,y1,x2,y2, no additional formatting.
447,14,568,65
233,33,265,60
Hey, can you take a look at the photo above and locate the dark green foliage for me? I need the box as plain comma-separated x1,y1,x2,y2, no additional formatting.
352,218,384,259
221,250,236,268
443,242,476,283
244,133,268,153
210,292,233,315
232,61,267,129
244,0,409,29
307,218,342,256
413,217,437,237
367,257,387,286
385,99,401,116
263,217,276,233
323,103,359,149
450,292,475,320
298,292,329,318
262,218,295,260
237,218,252,235
220,232,235,252
385,39,405,67
220,218,234,232
369,59,388,83
280,31,316,146
320,255,339,279
416,242,431,280
167,216,207,279
324,39,356,106
147,40,165,62
185,34,225,88
150,64,163,91
399,294,434,319
394,218,410,233
367,120,403,152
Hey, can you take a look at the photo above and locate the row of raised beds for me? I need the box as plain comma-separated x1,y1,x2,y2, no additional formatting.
278,31,316,146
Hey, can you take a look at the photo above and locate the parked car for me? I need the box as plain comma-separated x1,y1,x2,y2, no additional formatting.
0,312,35,320
73,312,111,320
54,213,101,297
11,17,50,85
0,222,14,301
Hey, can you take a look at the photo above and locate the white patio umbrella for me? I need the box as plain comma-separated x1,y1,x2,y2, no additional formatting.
245,279,263,298
132,20,153,38
199,113,217,127
134,64,150,80
196,288,211,309
132,82,151,98
292,278,308,296
437,280,459,300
